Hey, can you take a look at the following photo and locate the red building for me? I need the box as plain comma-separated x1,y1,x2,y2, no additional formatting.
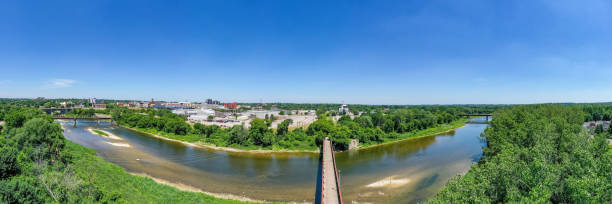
224,102,238,110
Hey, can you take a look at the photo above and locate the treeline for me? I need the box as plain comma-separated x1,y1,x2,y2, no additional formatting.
0,106,118,202
576,104,612,121
429,105,612,203
112,106,464,150
245,102,505,114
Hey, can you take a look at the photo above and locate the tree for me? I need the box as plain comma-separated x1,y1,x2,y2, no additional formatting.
276,119,293,136
595,124,604,134
382,118,395,133
279,110,285,115
14,118,65,162
193,123,206,135
163,120,190,135
207,115,214,121
354,116,373,128
249,119,269,146
0,147,20,179
228,125,248,145
5,112,26,128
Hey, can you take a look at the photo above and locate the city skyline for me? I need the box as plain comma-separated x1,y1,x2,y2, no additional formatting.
2,0,612,104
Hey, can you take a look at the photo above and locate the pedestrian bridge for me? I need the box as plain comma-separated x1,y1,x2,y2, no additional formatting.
317,137,343,204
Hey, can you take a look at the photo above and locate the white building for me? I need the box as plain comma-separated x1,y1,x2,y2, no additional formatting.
339,104,349,114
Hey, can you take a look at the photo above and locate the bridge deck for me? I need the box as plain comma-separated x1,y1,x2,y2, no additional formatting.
321,138,342,204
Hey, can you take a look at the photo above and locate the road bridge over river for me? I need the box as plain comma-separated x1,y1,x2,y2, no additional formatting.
319,137,343,204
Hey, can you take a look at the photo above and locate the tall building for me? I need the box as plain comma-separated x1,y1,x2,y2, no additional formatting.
89,97,97,104
206,99,213,104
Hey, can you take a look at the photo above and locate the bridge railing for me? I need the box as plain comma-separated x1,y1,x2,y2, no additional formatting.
330,140,343,204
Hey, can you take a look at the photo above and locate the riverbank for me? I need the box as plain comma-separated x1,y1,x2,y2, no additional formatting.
129,172,291,203
120,118,469,153
66,140,265,204
122,126,319,153
353,118,469,151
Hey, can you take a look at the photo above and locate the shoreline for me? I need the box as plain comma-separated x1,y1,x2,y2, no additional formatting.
121,120,468,154
121,126,319,154
129,172,305,203
351,122,467,151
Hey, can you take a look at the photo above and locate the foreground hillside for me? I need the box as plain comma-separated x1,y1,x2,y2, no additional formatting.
429,105,612,203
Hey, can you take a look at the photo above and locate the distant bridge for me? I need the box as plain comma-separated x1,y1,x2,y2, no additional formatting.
41,108,75,114
52,114,113,127
318,137,343,204
457,114,493,122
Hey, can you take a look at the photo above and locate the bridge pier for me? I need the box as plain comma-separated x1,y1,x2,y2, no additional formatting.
97,119,100,127
73,118,77,128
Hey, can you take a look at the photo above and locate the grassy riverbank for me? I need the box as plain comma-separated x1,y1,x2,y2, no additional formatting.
121,118,469,152
358,118,469,148
66,141,269,203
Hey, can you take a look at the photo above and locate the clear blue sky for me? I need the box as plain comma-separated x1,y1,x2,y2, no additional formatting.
1,0,611,104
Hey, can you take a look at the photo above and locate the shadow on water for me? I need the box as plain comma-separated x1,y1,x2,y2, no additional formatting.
314,147,323,204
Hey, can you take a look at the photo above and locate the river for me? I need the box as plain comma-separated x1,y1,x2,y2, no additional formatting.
59,117,487,203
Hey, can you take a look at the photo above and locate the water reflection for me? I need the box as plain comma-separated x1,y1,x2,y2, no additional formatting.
59,120,486,203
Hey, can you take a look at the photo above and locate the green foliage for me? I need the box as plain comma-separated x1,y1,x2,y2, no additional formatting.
0,147,20,179
595,124,604,134
276,119,292,136
13,118,65,162
429,105,612,203
249,119,269,146
5,112,26,128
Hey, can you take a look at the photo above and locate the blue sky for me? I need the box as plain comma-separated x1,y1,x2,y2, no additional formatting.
1,0,611,104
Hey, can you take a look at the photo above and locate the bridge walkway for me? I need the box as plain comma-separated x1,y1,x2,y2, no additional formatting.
321,137,342,204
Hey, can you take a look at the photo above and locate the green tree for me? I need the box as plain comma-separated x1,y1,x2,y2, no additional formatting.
228,125,248,145
0,147,20,179
14,118,65,162
276,119,293,136
5,112,26,128
249,119,269,146
595,124,604,134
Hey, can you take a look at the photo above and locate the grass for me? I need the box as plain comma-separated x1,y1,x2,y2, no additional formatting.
92,129,109,137
66,141,270,203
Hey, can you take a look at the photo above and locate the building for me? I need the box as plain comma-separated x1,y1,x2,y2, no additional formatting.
206,99,213,104
60,101,74,108
224,102,238,110
89,97,97,104
93,104,107,109
339,104,349,114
